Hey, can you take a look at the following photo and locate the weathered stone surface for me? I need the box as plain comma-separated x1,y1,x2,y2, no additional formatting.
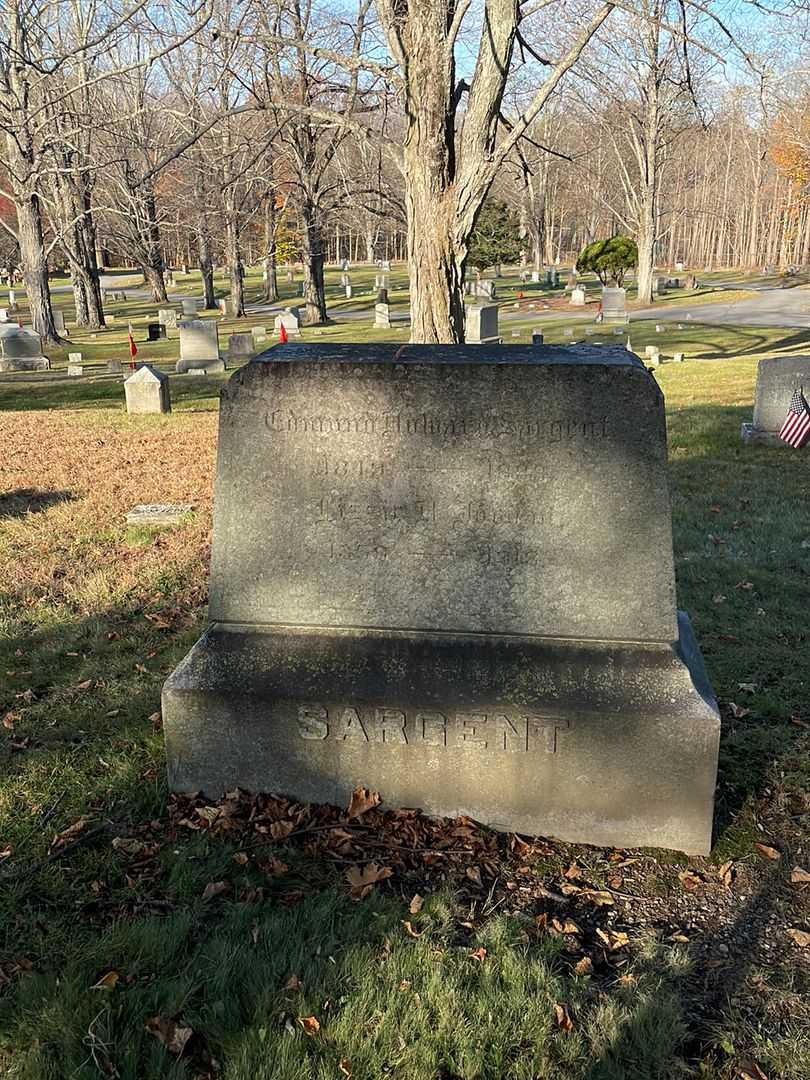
374,302,391,328
67,364,83,376
177,319,220,373
228,332,254,358
52,310,66,334
127,503,193,525
124,364,171,413
570,287,586,306
0,327,49,371
164,344,719,854
746,356,810,443
601,288,627,322
181,298,201,316
466,304,499,344
159,308,178,329
275,309,301,336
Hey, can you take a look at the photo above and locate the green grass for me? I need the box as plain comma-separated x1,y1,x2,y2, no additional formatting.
1,314,810,1077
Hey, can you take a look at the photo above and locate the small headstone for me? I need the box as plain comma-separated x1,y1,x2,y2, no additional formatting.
126,503,192,526
182,264,189,274
251,326,267,343
570,287,586,307
381,259,391,272
147,322,166,341
218,300,228,316
0,326,49,371
274,308,301,337
374,302,391,329
520,270,530,284
742,356,810,445
653,277,667,295
0,308,7,322
286,270,294,283
181,298,200,317
601,288,627,323
655,324,663,333
52,310,66,335
466,304,499,344
228,332,254,359
671,353,684,363
162,343,720,855
107,359,123,374
675,261,685,272
68,352,82,364
340,259,349,271
345,285,353,299
613,327,623,335
532,331,544,346
340,273,350,287
8,290,16,308
159,308,178,329
564,328,573,338
531,271,540,283
124,364,171,413
477,279,496,300
177,319,221,373
67,364,83,377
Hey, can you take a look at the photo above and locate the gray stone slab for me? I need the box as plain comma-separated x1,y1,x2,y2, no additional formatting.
0,327,49,370
159,308,178,329
163,344,719,855
124,364,171,413
750,356,810,437
126,503,193,525
228,331,254,357
177,319,220,373
466,304,499,344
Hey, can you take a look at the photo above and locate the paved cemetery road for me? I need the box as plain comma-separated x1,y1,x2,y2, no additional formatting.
634,285,810,327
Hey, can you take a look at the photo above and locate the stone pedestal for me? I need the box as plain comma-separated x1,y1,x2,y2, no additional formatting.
466,304,500,344
124,364,171,413
163,345,720,854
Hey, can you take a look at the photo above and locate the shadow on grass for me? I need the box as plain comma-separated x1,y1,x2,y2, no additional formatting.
0,489,75,519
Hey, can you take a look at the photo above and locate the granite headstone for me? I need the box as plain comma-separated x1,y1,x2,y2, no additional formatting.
124,364,171,413
742,356,810,444
163,344,720,855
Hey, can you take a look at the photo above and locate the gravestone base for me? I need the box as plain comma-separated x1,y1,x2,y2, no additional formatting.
164,612,719,855
176,357,226,374
0,356,50,372
740,422,783,446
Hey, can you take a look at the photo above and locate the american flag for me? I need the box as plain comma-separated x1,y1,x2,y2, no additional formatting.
779,386,810,448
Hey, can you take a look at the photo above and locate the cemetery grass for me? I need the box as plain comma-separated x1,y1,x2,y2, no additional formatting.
0,360,809,1078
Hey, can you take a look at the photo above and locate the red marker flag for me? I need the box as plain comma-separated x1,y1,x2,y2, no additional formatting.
278,321,288,344
127,323,138,370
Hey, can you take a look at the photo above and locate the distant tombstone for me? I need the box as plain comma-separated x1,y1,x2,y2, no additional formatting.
177,319,222,373
613,327,624,335
645,346,660,368
182,264,189,274
374,273,389,289
68,352,82,364
286,269,294,283
299,282,306,297
477,279,496,300
251,325,267,344
274,308,301,337
654,277,667,294
466,303,500,344
564,328,573,338
228,332,254,359
551,269,560,287
531,270,540,283
345,284,353,299
162,342,720,855
107,359,123,374
742,356,810,444
181,298,200,317
125,364,171,413
675,261,685,272
147,322,166,341
669,278,681,289
544,269,553,285
126,504,193,526
0,308,8,322
67,364,83,377
340,258,350,271
8,290,16,308
218,300,228,316
382,259,391,272
52,310,66,335
532,331,544,346
566,273,577,291
685,274,698,290
570,287,586,307
374,302,391,328
671,353,684,363
520,269,530,284
601,288,627,323
340,273,350,287
159,308,178,329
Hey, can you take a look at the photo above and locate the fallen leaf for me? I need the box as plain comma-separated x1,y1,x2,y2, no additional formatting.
111,836,146,855
346,787,381,819
552,918,582,936
76,679,93,691
284,974,302,991
298,1016,320,1036
51,818,88,850
553,1003,574,1033
2,712,16,730
233,851,249,865
574,956,594,976
534,913,548,929
339,1059,352,1078
465,865,483,887
409,893,424,914
90,970,120,991
402,920,422,938
148,711,162,730
146,1016,194,1056
739,1061,769,1080
755,843,781,861
712,594,727,604
787,928,810,947
718,860,735,887
596,928,630,951
0,846,10,861
790,866,810,884
259,857,289,877
469,947,487,962
201,880,229,900
582,888,614,907
346,862,392,900
563,863,582,880
728,703,751,719
678,870,702,892
269,820,294,840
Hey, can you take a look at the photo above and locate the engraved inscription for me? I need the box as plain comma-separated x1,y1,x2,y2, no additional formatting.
297,705,569,751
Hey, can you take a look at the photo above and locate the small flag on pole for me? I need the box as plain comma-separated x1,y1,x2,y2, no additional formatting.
127,323,138,370
278,321,288,344
779,386,810,448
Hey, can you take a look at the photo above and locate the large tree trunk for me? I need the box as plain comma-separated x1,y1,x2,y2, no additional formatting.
143,189,167,303
405,169,465,343
17,193,59,344
226,208,245,317
263,196,279,303
194,169,216,309
300,200,327,324
365,227,376,263
636,201,656,305
72,272,89,325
